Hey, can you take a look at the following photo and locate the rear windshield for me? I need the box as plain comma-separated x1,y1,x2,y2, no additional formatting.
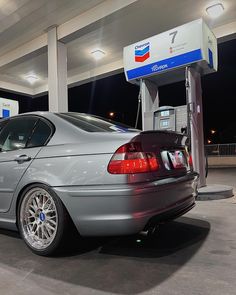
57,113,139,133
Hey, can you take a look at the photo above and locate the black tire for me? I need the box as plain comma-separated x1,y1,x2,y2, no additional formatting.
17,183,78,256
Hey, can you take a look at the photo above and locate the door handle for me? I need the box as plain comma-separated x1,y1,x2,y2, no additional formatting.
14,155,32,164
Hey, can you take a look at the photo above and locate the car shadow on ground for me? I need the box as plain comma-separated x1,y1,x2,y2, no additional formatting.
99,216,209,258
0,216,210,294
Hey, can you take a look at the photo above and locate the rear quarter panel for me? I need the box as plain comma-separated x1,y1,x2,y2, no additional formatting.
21,152,127,186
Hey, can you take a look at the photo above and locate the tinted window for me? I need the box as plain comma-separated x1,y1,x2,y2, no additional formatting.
0,119,8,132
0,122,5,132
57,113,139,133
0,117,38,152
27,119,52,148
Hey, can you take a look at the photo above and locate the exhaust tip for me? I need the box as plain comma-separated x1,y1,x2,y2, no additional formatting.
139,225,159,237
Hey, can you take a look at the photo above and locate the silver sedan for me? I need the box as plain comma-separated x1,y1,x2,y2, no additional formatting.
0,112,198,256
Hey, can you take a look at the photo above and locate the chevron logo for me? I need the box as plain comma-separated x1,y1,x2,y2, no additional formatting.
135,42,150,62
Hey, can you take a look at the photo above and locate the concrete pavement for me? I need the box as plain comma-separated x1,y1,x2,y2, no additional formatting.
0,168,235,295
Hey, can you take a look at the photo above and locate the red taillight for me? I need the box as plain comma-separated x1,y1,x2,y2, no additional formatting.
108,142,159,174
188,154,193,167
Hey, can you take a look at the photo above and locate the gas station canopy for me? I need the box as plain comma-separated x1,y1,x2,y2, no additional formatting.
0,0,236,97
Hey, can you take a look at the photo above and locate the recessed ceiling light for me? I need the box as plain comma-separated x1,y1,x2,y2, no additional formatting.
206,2,224,18
25,75,39,84
91,49,106,60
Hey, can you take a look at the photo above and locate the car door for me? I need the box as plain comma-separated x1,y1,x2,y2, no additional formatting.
0,116,48,213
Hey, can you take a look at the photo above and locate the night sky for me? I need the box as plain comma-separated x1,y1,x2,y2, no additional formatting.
1,38,236,144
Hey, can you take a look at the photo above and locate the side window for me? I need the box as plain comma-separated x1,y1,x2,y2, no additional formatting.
27,119,52,148
0,122,4,132
0,120,8,133
0,117,38,152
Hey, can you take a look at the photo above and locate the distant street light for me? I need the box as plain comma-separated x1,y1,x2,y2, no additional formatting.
207,139,212,144
108,111,125,122
210,129,216,134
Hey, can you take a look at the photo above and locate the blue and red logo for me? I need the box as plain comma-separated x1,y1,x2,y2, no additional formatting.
135,42,150,62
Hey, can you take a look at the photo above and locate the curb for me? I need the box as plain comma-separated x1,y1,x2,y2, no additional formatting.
197,184,234,201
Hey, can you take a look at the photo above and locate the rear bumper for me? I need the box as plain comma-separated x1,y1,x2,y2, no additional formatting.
53,172,199,236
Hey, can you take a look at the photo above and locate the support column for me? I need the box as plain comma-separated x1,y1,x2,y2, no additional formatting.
47,26,68,112
187,67,206,187
140,79,159,130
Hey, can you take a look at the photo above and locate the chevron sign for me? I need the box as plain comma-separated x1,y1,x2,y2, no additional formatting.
135,42,150,62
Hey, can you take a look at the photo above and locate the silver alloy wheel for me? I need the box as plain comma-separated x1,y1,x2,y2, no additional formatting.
20,188,58,250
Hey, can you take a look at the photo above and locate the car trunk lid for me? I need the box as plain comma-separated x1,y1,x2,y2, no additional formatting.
125,130,192,183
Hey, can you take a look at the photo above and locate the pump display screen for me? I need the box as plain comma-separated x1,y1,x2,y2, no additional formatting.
160,119,169,128
160,110,170,117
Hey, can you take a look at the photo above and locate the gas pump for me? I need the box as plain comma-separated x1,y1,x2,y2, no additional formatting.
154,105,187,132
123,19,218,187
